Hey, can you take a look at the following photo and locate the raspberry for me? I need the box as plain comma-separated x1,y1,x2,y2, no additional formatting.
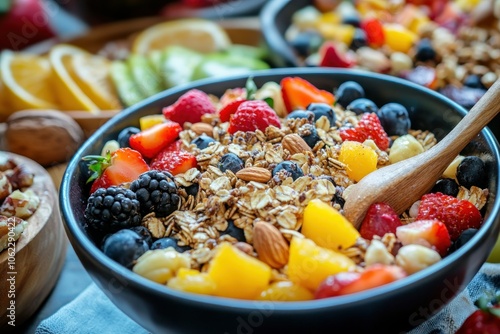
339,113,390,150
359,202,402,240
416,193,483,240
227,100,281,134
162,89,216,126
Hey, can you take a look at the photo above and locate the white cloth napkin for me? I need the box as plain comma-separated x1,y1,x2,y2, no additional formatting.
35,263,500,334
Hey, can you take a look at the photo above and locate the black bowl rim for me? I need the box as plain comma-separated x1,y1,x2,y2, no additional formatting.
61,67,500,313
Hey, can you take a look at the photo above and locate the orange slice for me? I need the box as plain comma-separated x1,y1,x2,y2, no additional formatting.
0,50,58,112
49,44,120,112
131,19,231,55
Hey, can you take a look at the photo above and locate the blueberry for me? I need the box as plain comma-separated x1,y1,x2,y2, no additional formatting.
192,135,216,150
78,159,93,183
289,30,324,57
151,237,191,252
376,103,411,136
129,226,153,247
333,186,345,208
415,38,436,62
448,228,478,253
218,153,244,174
342,14,361,27
272,161,304,181
286,109,314,121
456,156,487,189
102,229,149,268
350,28,367,50
185,183,199,197
300,124,321,148
306,103,336,125
220,220,245,242
335,81,365,108
346,98,378,115
117,126,141,148
463,75,485,89
431,178,459,197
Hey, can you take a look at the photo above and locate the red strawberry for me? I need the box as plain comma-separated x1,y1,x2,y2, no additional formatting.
84,148,150,194
456,295,500,334
227,100,281,134
396,219,451,256
416,193,483,240
315,264,407,299
361,17,385,48
359,202,403,240
281,77,335,113
339,113,390,150
129,121,182,159
319,41,356,68
151,144,197,175
219,99,246,123
162,89,216,126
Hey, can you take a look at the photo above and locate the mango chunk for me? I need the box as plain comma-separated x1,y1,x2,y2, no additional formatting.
167,268,216,295
302,199,360,251
257,281,314,301
207,242,272,299
338,141,378,182
287,237,355,291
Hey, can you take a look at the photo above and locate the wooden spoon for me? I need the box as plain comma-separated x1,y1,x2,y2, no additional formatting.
343,79,500,229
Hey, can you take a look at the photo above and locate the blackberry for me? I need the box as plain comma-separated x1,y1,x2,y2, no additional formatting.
130,170,180,218
84,186,141,234
103,229,149,268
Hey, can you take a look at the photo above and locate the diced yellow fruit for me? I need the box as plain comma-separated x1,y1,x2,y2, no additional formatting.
338,141,378,182
167,268,216,295
133,248,191,284
302,199,360,250
287,237,355,291
383,24,417,53
317,23,356,45
207,242,272,299
389,134,424,164
257,281,314,301
140,114,166,130
455,0,481,11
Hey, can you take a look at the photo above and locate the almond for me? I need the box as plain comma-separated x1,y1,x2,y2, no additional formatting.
253,222,289,268
282,133,312,155
235,167,272,183
190,122,214,137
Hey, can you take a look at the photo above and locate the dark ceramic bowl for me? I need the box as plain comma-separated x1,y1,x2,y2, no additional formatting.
60,68,500,334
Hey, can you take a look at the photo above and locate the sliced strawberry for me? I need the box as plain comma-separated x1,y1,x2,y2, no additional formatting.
340,113,390,150
315,264,406,299
219,99,247,123
163,139,183,152
396,219,451,256
151,149,197,175
129,120,182,159
280,77,335,113
84,148,150,194
361,17,385,48
359,202,403,240
319,41,356,68
416,193,483,240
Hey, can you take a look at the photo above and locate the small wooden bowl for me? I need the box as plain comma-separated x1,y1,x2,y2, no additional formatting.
0,153,67,329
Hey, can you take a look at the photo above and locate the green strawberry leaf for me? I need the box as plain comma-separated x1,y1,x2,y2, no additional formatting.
82,152,112,183
264,97,274,109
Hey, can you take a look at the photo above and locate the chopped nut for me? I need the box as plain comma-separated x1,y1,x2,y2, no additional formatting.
0,189,40,219
236,167,272,183
252,221,290,269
